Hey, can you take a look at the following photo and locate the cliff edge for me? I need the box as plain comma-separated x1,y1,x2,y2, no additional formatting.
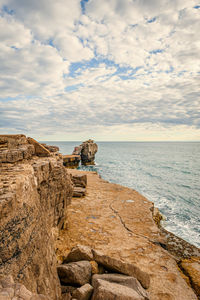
0,135,73,300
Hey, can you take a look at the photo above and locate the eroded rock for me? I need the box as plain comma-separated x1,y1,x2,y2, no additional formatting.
0,136,73,299
72,140,98,165
91,279,145,300
63,155,81,168
0,276,50,300
57,261,92,286
180,257,200,297
63,245,93,263
27,137,51,157
71,174,87,188
92,274,149,300
73,187,86,197
72,284,93,300
92,250,150,289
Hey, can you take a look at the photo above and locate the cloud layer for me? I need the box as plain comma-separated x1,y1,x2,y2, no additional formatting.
0,0,200,140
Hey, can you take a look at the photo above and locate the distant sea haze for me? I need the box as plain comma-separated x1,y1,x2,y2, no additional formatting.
44,141,200,248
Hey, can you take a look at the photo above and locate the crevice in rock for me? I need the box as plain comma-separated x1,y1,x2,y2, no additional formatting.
177,261,199,298
109,201,163,247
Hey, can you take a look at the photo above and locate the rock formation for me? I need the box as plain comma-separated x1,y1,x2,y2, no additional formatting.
57,245,149,300
72,140,98,165
63,155,81,169
0,135,73,300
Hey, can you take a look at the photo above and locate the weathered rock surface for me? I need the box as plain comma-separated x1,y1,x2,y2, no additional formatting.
57,169,199,300
61,286,76,294
63,245,93,263
41,144,59,153
57,261,92,286
27,137,51,157
0,276,50,300
72,284,93,300
91,279,144,300
92,250,150,289
0,135,73,300
73,187,86,197
63,155,81,169
92,274,149,299
180,257,200,297
72,140,98,165
71,174,87,188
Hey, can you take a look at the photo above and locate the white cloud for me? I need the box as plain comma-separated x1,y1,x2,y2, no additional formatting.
0,0,200,140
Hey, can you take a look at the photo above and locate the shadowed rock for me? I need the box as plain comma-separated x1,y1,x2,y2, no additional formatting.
72,284,93,300
57,261,92,286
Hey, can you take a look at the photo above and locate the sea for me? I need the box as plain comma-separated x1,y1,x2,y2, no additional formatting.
44,141,200,248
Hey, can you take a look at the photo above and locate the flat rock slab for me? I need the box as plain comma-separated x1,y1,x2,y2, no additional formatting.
64,245,93,263
92,250,150,289
72,283,93,300
57,261,92,286
92,274,149,299
56,170,198,300
91,279,145,300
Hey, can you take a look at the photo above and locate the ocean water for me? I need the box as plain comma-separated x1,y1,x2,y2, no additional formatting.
44,141,200,248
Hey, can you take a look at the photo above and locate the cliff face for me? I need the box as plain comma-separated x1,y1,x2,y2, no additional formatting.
0,135,73,300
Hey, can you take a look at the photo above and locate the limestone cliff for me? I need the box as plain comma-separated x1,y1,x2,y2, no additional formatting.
0,135,73,300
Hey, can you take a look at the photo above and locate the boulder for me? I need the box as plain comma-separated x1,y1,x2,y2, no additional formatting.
92,250,150,289
72,284,93,300
73,187,86,197
63,245,93,263
91,279,145,300
57,261,92,286
92,274,149,300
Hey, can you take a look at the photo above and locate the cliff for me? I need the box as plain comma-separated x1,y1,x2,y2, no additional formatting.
0,135,73,299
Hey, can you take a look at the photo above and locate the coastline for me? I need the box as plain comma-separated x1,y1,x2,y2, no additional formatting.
56,168,200,299
0,136,199,300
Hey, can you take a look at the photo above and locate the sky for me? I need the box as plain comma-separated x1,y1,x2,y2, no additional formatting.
0,0,200,141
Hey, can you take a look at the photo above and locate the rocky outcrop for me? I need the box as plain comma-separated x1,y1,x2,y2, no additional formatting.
0,135,73,300
69,171,87,197
41,144,59,153
63,155,81,169
72,140,98,165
